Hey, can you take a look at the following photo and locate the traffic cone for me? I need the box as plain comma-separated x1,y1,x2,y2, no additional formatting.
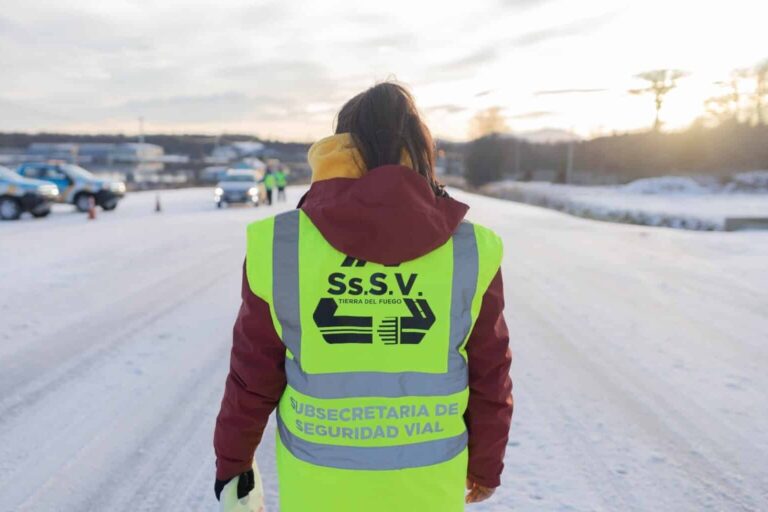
88,196,97,220
155,193,162,213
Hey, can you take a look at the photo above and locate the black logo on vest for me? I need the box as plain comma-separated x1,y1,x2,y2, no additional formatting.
377,299,435,345
340,256,399,268
311,256,436,345
313,298,373,344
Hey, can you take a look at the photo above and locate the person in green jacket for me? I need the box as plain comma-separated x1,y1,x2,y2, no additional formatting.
275,168,287,202
262,170,276,205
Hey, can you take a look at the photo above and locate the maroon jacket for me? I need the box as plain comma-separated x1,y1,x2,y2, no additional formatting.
214,165,513,488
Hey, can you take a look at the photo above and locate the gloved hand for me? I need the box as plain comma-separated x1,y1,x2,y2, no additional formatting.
215,463,265,512
215,470,254,501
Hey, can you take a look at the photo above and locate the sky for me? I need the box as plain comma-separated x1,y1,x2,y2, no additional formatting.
1,0,766,141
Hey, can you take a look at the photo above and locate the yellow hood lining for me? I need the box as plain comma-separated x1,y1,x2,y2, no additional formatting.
308,133,414,183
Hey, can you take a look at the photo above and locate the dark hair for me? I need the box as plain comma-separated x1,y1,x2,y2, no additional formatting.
335,82,445,196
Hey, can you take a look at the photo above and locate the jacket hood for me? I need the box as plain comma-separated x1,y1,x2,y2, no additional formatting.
300,134,468,265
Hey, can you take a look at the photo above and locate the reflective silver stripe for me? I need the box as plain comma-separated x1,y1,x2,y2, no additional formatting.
272,216,478,398
448,222,479,375
273,210,302,361
277,414,467,470
285,356,466,398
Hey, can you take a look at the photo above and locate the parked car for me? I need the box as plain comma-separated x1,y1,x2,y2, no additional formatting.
0,165,59,220
16,162,126,212
214,170,261,208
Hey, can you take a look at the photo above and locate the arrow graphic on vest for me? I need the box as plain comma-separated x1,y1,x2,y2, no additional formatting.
340,256,400,268
341,256,367,267
313,298,435,345
377,298,436,345
313,298,373,344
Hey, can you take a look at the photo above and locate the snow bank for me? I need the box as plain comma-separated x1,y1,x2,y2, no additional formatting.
482,177,768,231
725,170,768,193
621,176,715,195
620,172,768,195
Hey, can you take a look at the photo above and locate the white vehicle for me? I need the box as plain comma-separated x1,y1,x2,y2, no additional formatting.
214,170,261,208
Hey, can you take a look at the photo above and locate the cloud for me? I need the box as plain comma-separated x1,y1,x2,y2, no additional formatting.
535,88,607,95
0,0,665,139
427,48,498,82
425,104,469,114
218,60,325,81
342,11,399,26
235,1,291,28
0,98,76,127
117,93,263,123
0,15,20,35
500,0,556,9
511,11,618,47
214,60,358,107
0,90,335,134
509,110,554,119
355,33,417,50
0,10,148,53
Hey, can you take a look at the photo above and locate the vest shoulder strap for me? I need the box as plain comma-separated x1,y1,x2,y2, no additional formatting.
245,214,277,303
468,222,503,297
248,214,504,301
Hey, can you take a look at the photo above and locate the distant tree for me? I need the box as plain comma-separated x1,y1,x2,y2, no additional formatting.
468,107,509,139
751,59,768,125
630,69,688,132
705,69,749,125
704,94,731,125
464,135,509,187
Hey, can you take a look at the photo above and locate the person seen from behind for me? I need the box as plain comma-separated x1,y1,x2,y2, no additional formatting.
274,167,287,202
262,169,275,205
213,81,513,511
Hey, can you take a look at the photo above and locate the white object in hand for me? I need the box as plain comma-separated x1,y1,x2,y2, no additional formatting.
219,462,265,512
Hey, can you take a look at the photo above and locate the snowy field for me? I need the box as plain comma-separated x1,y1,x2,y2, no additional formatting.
1,187,767,511
483,175,768,231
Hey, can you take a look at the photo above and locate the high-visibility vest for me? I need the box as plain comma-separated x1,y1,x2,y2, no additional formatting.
263,173,277,190
245,209,503,512
274,170,287,188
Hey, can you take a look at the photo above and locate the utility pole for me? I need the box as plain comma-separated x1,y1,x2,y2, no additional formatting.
138,116,145,144
138,116,146,163
135,116,145,182
514,138,521,178
565,138,574,185
139,116,144,144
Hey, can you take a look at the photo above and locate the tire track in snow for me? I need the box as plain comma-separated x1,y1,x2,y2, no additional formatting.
511,239,761,511
63,346,228,512
0,249,234,425
2,272,240,510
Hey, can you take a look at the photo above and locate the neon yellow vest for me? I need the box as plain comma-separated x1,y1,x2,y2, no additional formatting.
275,170,287,187
246,210,502,512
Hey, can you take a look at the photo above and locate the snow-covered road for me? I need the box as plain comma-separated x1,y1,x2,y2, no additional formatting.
1,187,766,511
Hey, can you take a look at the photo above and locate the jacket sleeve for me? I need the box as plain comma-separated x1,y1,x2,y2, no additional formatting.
214,262,287,481
464,269,513,488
